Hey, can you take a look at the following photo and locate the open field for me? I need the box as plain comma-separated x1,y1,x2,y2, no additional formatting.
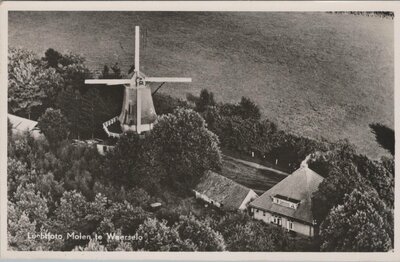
8,12,394,159
221,156,286,195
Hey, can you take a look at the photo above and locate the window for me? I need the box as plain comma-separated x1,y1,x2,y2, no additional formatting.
271,216,281,225
273,195,300,209
287,220,293,231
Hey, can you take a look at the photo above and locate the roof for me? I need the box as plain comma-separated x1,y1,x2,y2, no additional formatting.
8,114,38,132
249,166,323,224
195,170,255,210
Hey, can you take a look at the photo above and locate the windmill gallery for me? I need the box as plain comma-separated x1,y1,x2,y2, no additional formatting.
7,12,394,252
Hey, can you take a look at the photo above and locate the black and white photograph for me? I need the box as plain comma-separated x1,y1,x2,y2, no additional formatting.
1,1,397,258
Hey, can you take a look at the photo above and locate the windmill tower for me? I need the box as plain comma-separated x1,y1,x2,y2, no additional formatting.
85,26,191,136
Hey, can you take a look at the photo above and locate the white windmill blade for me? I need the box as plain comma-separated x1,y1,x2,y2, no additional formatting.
145,77,192,83
135,26,140,72
85,79,131,85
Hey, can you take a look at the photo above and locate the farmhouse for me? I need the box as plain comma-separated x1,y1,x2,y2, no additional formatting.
249,162,323,237
194,170,258,211
8,114,41,139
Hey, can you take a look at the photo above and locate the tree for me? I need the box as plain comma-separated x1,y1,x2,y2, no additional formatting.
310,140,394,220
133,218,196,251
215,212,290,251
194,89,216,112
38,108,70,144
8,206,39,251
355,154,394,209
43,48,63,68
8,48,63,119
150,108,222,189
237,96,261,120
53,190,91,249
104,132,163,192
153,93,189,115
311,162,366,224
369,123,394,155
54,52,91,89
8,199,63,251
176,215,225,251
7,158,30,199
56,87,84,139
80,88,108,138
320,188,392,251
13,183,49,229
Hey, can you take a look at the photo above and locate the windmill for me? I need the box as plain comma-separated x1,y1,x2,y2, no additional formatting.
85,26,191,136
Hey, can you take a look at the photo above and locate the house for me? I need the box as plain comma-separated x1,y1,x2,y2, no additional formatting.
8,114,41,139
249,162,323,237
194,170,258,211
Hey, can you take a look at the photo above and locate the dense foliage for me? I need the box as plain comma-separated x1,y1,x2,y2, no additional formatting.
369,123,395,155
150,108,222,189
191,90,328,171
319,188,393,251
308,140,394,250
9,47,122,139
37,108,70,145
8,48,394,252
8,48,63,119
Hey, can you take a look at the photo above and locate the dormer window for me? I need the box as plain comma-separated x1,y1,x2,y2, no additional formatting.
272,194,300,209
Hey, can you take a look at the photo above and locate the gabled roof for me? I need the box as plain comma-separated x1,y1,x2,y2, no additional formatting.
8,114,38,132
195,170,256,210
249,166,323,224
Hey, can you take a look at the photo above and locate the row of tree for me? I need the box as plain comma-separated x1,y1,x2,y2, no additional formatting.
188,89,328,171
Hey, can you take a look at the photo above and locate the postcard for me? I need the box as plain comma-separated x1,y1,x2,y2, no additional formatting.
0,1,399,261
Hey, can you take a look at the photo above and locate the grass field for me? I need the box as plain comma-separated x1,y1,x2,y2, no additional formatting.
221,156,286,195
8,12,394,159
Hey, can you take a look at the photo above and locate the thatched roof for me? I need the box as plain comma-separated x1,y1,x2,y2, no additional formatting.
249,166,323,224
195,171,255,210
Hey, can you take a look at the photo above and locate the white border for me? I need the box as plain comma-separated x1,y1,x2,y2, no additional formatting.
1,1,399,261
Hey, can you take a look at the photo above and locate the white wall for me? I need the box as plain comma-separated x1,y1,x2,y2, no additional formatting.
239,190,258,210
251,208,314,237
194,190,221,208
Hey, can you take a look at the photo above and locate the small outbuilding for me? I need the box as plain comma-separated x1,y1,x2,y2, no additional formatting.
194,170,258,211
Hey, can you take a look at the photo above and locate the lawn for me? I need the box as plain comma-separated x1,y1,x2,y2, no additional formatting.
221,156,286,195
8,12,394,159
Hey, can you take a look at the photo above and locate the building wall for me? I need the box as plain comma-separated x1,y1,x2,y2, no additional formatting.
251,208,314,237
239,190,258,210
194,190,222,208
96,144,115,156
